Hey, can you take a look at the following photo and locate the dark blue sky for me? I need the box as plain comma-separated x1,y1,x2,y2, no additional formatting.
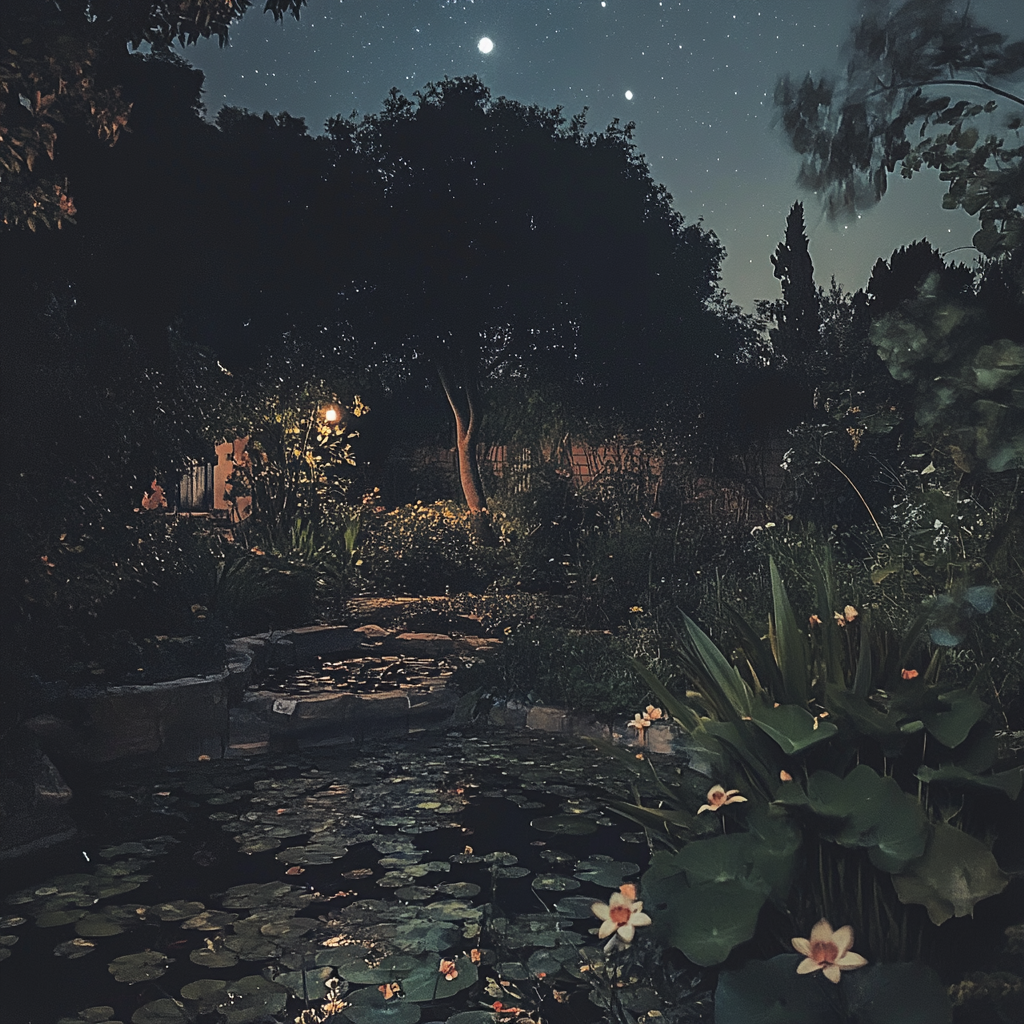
187,0,1023,314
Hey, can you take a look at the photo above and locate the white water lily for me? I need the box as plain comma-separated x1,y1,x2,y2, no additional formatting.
591,890,652,951
792,918,868,984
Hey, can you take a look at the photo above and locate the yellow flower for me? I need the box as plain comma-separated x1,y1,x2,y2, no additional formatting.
645,706,664,721
844,605,859,622
591,890,652,951
808,614,821,627
697,784,748,814
792,919,868,984
779,770,793,782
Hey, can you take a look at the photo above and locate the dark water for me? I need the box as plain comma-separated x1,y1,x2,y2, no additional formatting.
0,732,657,1024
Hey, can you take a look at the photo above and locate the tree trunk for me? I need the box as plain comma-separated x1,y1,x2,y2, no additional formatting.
436,358,499,546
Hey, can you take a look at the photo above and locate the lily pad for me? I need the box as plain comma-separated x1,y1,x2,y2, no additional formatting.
36,909,87,928
531,875,581,891
220,882,296,909
434,882,481,899
493,866,530,879
54,937,98,959
190,944,239,968
148,901,205,922
237,836,282,855
78,1008,118,1023
224,932,279,960
553,897,603,919
182,910,239,931
217,975,288,1024
398,955,479,1001
109,950,173,984
531,815,598,836
180,979,227,1012
75,914,125,938
274,966,334,1000
343,985,422,1024
395,886,439,901
131,1001,187,1024
574,858,639,888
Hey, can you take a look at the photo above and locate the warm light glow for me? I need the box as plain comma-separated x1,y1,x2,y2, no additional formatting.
322,405,341,423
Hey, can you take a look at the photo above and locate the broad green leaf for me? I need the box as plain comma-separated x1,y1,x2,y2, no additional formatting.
604,798,692,839
682,614,752,720
774,764,928,873
843,962,952,1023
852,620,874,698
701,719,779,795
916,764,1022,800
769,557,810,705
892,823,1009,925
748,703,837,756
656,878,767,967
922,693,988,749
725,606,782,697
716,954,844,1024
716,956,952,1024
825,687,908,756
672,833,771,893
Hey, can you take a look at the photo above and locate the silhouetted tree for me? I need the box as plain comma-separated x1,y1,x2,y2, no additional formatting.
335,77,727,537
768,202,821,385
774,0,1024,256
0,0,308,229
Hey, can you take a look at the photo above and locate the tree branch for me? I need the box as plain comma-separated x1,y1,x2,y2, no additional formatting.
865,77,1024,108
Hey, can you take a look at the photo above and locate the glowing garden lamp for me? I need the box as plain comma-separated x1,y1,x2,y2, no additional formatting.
321,403,343,425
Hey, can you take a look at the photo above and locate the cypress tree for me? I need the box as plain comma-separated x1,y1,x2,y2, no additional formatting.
770,202,820,375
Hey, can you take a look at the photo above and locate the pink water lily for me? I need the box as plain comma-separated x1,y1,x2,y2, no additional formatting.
591,890,651,951
792,919,868,983
697,784,747,814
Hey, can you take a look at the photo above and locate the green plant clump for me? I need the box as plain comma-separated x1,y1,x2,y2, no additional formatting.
593,552,1021,1023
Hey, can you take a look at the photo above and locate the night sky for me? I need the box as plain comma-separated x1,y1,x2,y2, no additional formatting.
187,0,1023,315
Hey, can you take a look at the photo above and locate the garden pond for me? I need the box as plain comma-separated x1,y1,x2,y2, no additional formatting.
0,730,693,1024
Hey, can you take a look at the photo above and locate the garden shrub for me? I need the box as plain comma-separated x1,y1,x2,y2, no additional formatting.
452,622,670,720
353,499,515,595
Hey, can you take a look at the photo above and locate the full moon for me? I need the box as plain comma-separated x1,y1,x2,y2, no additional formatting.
477,37,494,54
625,90,634,100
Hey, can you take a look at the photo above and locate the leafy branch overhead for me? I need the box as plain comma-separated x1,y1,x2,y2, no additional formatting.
0,0,308,230
774,0,1024,254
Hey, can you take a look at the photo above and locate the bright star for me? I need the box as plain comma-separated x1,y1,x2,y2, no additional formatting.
625,90,633,100
477,37,494,54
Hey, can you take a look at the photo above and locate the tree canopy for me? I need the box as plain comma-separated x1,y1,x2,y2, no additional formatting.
773,0,1024,255
333,77,728,526
0,0,308,230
